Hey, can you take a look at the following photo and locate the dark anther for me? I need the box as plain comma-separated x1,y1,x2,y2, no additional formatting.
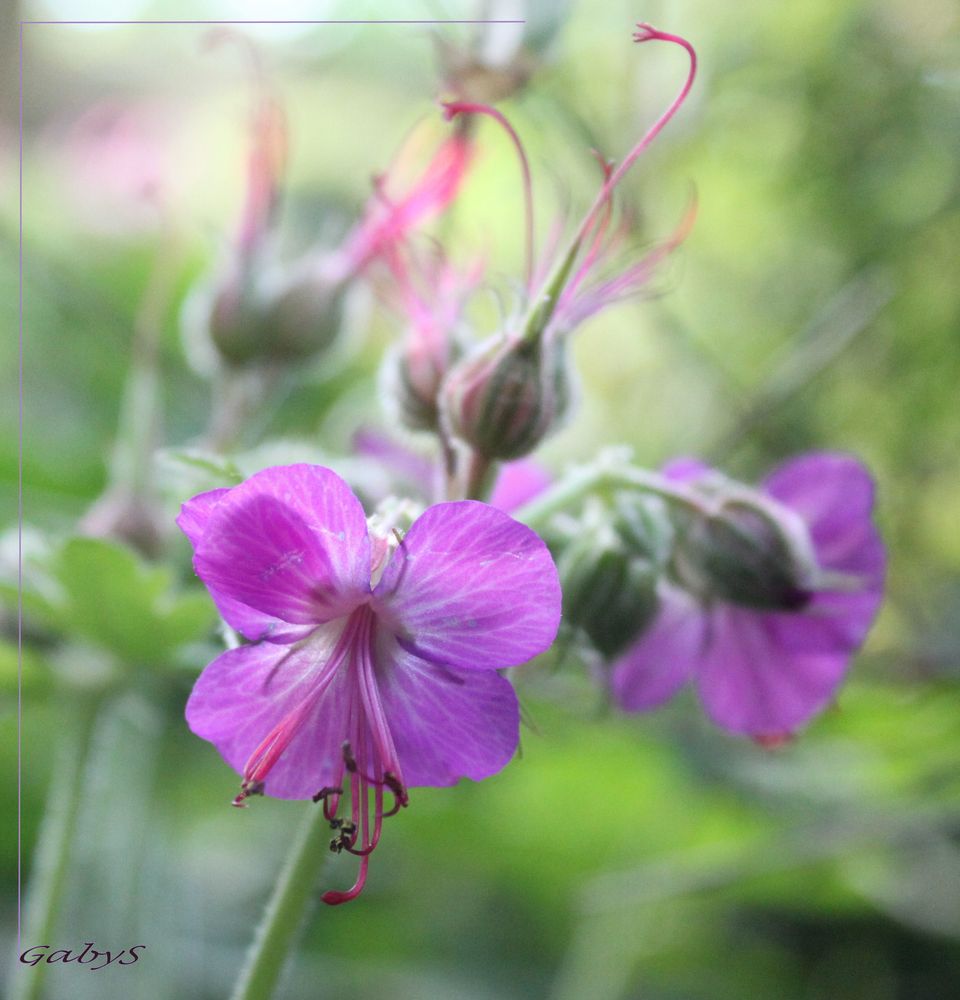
312,785,343,804
381,771,409,818
231,779,265,808
233,778,265,804
328,820,358,854
341,741,358,772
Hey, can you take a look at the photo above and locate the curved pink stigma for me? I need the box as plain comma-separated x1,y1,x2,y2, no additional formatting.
442,100,536,292
321,855,369,906
573,24,697,249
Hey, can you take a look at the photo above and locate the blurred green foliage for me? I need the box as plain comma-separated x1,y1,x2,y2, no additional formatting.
3,0,959,998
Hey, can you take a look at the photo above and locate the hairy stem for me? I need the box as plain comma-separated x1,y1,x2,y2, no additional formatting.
513,451,706,529
9,694,101,1000
229,803,331,1000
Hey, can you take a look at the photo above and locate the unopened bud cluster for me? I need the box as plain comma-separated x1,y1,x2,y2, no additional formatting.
553,469,824,663
667,477,819,612
552,493,673,658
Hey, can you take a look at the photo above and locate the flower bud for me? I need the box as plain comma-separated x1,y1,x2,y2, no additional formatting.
670,496,818,611
257,262,344,363
441,333,571,460
554,495,672,659
435,1,567,104
202,265,267,368
183,257,344,374
381,337,459,434
378,250,479,434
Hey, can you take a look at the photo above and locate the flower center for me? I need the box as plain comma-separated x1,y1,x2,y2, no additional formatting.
314,605,410,905
230,605,409,905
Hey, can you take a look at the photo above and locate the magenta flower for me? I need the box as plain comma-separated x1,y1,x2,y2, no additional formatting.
178,464,560,903
611,453,885,742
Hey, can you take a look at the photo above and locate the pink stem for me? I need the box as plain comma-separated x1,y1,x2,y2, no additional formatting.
443,100,536,292
572,24,697,249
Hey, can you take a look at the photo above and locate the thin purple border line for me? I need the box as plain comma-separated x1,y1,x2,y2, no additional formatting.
17,15,24,963
23,19,524,25
16,13,526,957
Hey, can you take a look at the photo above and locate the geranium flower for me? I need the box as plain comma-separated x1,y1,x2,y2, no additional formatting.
178,464,560,903
611,453,885,742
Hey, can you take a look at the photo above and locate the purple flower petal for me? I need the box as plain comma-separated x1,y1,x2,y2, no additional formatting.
611,451,885,740
372,501,560,670
375,637,520,786
177,488,231,548
611,586,702,711
194,465,371,625
761,451,884,657
763,452,882,575
696,604,850,736
488,459,552,513
185,628,352,800
178,487,311,642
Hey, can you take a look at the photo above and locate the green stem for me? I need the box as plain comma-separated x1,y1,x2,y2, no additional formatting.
513,451,706,529
230,803,331,1000
10,694,101,1000
464,451,497,502
80,223,179,556
519,229,582,344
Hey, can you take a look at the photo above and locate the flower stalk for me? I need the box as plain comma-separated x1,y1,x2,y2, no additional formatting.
513,450,708,529
229,803,332,1000
10,694,101,1000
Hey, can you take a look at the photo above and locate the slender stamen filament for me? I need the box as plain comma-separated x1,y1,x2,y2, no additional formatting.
233,617,361,806
557,152,616,308
235,606,410,904
312,608,408,905
442,100,536,292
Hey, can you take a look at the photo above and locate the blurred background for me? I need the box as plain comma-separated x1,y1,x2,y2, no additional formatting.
3,0,960,998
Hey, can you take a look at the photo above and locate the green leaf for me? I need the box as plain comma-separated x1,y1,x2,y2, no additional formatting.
48,536,216,666
0,638,51,697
